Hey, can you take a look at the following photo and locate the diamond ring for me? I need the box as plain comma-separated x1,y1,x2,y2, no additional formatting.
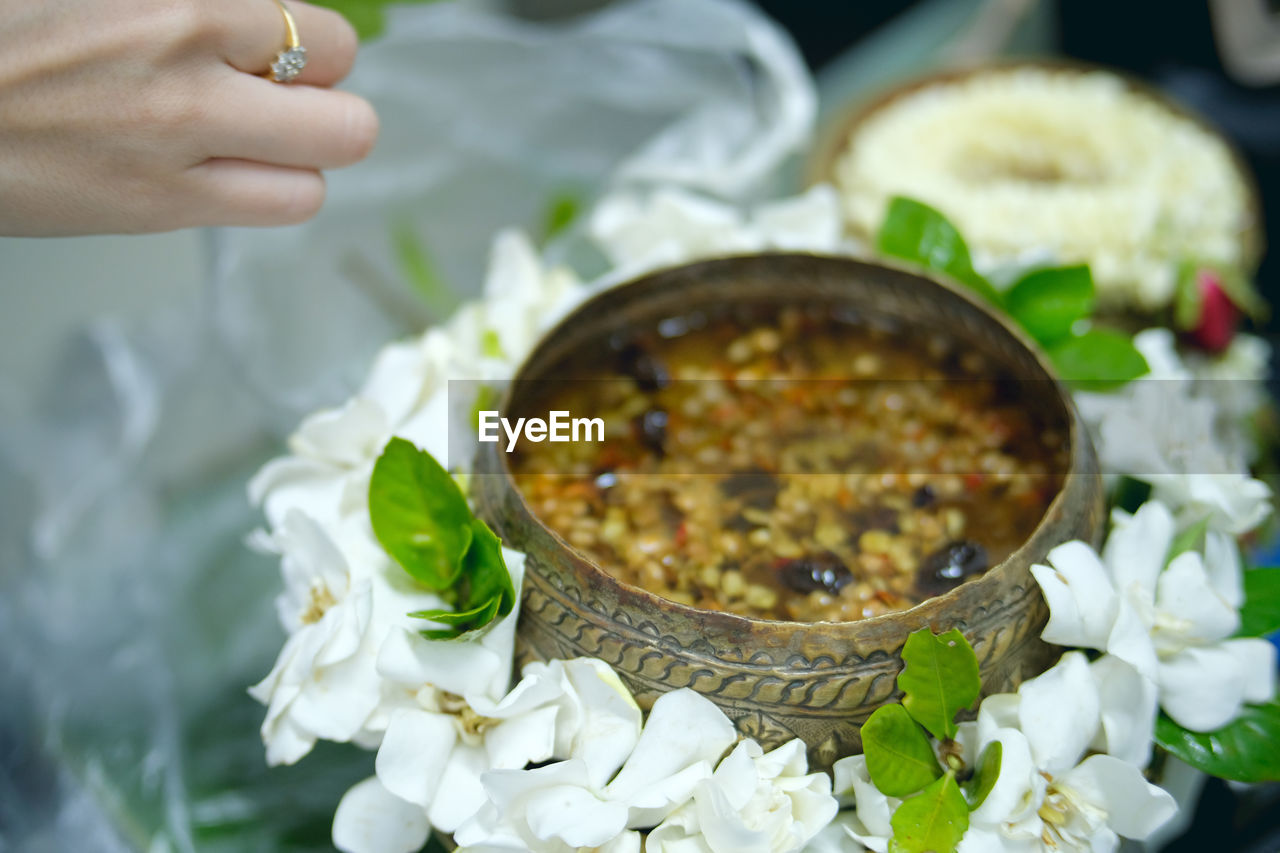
268,0,307,83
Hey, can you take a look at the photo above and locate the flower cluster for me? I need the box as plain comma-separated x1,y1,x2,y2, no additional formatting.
1075,327,1272,534
830,652,1178,853
1033,500,1276,738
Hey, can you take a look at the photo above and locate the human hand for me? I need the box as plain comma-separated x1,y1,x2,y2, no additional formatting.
0,0,378,236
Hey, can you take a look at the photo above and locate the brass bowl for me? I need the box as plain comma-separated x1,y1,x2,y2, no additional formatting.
808,59,1265,275
472,253,1104,769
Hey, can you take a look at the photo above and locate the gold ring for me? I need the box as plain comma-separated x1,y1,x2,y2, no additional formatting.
267,0,307,83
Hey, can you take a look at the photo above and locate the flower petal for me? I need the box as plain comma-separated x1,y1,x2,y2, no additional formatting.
376,709,458,809
1032,541,1119,650
975,693,1020,745
604,689,736,805
333,777,430,853
1233,637,1278,703
524,784,629,847
802,812,873,853
376,626,504,700
1105,596,1159,680
485,704,560,770
1152,474,1272,537
692,778,770,853
560,658,643,788
1058,755,1177,840
1202,530,1244,610
1155,552,1239,647
358,343,426,426
831,755,896,846
969,727,1041,828
1157,645,1250,731
1089,655,1157,768
1017,651,1100,773
749,185,843,252
428,744,493,833
291,397,388,466
1103,502,1174,609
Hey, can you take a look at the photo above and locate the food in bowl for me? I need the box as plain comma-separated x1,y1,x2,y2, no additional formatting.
509,303,1066,622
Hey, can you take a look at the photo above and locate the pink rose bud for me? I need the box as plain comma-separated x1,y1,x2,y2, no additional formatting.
1188,269,1239,353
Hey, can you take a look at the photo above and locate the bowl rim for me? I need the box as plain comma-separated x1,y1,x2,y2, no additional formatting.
478,251,1096,638
806,56,1265,273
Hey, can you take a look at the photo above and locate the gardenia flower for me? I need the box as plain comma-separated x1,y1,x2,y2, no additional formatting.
1074,328,1272,535
1032,501,1276,734
646,739,838,853
589,185,844,274
454,689,740,852
333,651,643,853
248,230,583,531
247,510,451,765
957,653,1177,852
828,653,1176,853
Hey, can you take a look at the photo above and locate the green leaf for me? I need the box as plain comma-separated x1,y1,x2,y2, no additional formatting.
1174,265,1205,331
1238,568,1280,638
1004,265,1095,346
1216,265,1270,322
392,220,457,318
481,329,506,360
543,191,582,242
369,437,473,590
876,197,1002,307
862,704,943,797
898,628,981,741
1112,476,1153,514
460,518,517,619
1047,329,1150,390
1178,259,1270,323
962,741,1002,810
470,385,501,432
889,773,970,853
1165,518,1209,568
412,518,516,641
1155,700,1280,783
310,0,446,40
411,597,501,632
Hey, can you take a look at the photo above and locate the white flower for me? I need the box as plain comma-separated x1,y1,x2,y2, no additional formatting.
248,334,453,531
247,511,448,765
248,230,583,530
957,653,1177,853
332,650,644,852
829,655,1176,853
590,185,844,274
647,739,838,853
1032,501,1277,734
455,688,739,852
1075,328,1272,535
374,650,634,834
333,776,432,853
473,230,584,368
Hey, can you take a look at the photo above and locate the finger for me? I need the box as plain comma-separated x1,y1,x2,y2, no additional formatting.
219,0,358,87
181,158,326,226
201,72,379,169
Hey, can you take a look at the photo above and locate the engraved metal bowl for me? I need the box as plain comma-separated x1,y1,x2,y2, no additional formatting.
472,253,1104,769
